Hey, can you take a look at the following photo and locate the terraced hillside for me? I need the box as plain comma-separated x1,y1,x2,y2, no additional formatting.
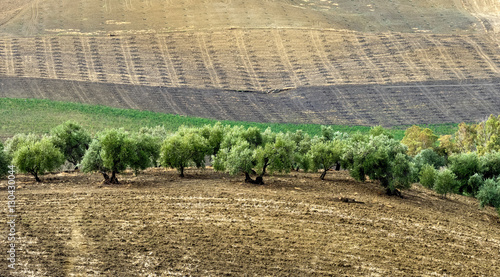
1,0,500,126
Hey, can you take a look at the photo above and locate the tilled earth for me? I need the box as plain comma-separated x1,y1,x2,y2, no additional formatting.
1,168,499,276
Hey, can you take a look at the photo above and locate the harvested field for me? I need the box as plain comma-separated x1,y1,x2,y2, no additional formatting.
1,168,499,276
0,0,500,125
2,77,500,126
1,31,500,90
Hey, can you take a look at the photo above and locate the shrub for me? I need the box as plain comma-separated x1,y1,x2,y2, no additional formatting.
477,179,500,207
448,152,480,195
468,173,484,196
434,168,458,198
476,178,500,217
479,151,500,179
390,152,413,193
12,137,65,182
413,148,446,173
419,164,436,189
50,121,91,168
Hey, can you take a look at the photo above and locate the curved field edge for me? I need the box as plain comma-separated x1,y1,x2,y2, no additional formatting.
0,97,458,140
2,76,498,127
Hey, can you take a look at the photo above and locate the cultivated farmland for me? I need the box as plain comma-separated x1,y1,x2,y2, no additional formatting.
0,0,500,126
1,168,499,276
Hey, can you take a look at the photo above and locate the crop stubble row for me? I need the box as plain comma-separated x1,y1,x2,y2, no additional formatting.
0,30,499,90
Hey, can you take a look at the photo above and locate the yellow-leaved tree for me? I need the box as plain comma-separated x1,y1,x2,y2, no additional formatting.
401,125,438,156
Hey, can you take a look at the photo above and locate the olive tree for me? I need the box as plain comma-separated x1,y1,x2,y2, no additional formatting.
252,132,295,184
308,139,345,180
160,128,209,177
0,142,10,178
80,139,110,182
80,129,134,184
343,134,412,195
129,133,161,175
434,168,458,198
447,152,480,195
4,133,39,160
12,137,65,182
214,127,295,184
288,130,312,171
476,178,500,217
50,121,91,168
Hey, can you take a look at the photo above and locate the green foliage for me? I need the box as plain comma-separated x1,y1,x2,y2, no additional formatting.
447,152,480,195
4,133,40,159
453,122,477,154
138,125,169,139
100,129,135,179
401,125,438,156
81,139,108,175
419,164,437,189
80,129,135,183
369,125,394,139
476,179,500,211
0,142,10,178
214,127,295,184
390,153,413,192
254,132,295,177
214,139,255,177
479,151,500,179
200,122,227,156
308,139,345,180
50,121,91,167
476,115,500,155
160,128,209,177
413,148,446,174
343,134,411,194
129,133,161,174
434,168,458,198
12,137,65,182
468,173,484,196
287,130,312,171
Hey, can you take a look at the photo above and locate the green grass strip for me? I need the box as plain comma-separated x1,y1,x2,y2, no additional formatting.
0,98,458,140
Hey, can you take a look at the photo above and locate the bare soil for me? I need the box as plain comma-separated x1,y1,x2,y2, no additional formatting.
0,1,500,126
1,168,499,276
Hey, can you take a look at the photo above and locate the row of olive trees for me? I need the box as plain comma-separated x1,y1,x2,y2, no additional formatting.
0,121,414,196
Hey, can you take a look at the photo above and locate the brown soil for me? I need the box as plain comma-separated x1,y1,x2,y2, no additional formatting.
1,168,499,276
0,1,500,126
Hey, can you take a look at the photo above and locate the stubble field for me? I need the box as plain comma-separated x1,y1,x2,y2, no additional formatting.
1,168,499,276
1,0,500,126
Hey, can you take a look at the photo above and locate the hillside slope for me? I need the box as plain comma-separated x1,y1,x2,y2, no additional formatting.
1,169,499,276
1,0,500,126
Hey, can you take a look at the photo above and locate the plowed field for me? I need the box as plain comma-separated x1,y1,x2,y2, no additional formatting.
1,168,499,276
1,0,500,126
